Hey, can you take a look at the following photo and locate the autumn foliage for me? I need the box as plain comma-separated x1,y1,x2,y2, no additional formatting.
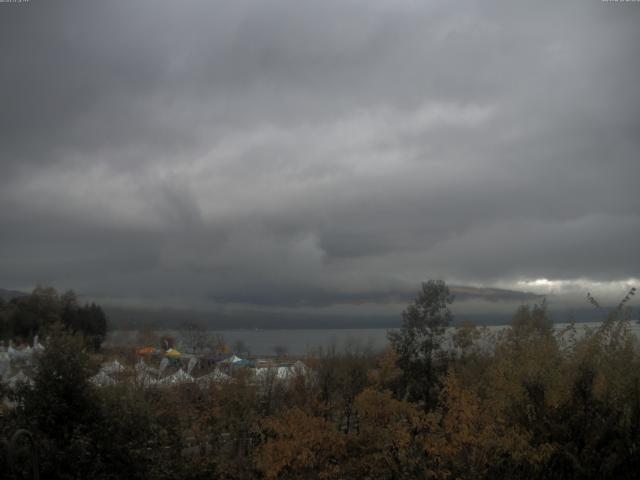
2,284,639,479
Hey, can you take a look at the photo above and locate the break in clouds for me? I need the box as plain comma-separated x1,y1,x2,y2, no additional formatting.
1,0,639,313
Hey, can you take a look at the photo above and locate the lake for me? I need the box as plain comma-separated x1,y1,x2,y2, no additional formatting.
106,321,640,356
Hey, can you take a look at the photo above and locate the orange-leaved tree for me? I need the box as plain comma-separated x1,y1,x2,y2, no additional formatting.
255,407,347,480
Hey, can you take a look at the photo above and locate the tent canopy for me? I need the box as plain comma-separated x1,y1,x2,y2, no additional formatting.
100,360,125,375
136,346,157,356
165,348,181,359
158,368,193,385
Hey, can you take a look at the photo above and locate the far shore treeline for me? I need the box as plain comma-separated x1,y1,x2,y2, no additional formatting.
1,280,639,479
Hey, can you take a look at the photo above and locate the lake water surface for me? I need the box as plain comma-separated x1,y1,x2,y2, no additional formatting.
106,321,640,356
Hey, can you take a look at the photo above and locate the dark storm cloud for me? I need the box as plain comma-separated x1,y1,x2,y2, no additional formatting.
0,0,639,309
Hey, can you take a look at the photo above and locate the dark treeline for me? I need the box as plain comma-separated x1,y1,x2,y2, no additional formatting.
0,286,107,350
1,281,639,479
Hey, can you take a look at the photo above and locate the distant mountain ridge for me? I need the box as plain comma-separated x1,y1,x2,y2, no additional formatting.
0,288,28,302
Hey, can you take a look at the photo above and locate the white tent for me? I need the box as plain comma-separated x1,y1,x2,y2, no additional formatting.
6,370,34,389
159,357,169,374
277,366,293,380
291,360,310,376
100,360,125,375
135,359,147,373
135,360,159,387
196,370,231,388
0,351,10,378
157,368,194,386
0,362,9,379
136,372,158,388
186,356,198,375
8,345,33,363
90,370,116,387
136,359,159,376
221,355,244,364
255,366,293,381
33,335,45,352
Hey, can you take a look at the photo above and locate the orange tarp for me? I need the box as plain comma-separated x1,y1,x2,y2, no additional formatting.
136,346,156,356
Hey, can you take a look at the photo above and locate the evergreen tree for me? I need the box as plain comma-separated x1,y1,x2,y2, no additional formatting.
388,280,453,408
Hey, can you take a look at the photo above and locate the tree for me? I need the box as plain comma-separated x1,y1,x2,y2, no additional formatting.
452,320,481,355
388,280,453,409
256,408,346,480
334,342,371,434
0,298,10,340
135,322,159,347
8,286,62,340
345,388,426,479
180,322,210,353
510,299,552,337
370,347,403,394
234,339,250,356
273,344,288,360
75,303,108,351
211,369,261,478
24,286,62,331
14,324,101,478
212,333,229,354
3,287,109,350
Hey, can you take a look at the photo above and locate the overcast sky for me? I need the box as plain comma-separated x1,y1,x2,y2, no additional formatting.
1,0,638,314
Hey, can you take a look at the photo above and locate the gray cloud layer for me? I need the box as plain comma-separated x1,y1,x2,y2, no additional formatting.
1,0,639,310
